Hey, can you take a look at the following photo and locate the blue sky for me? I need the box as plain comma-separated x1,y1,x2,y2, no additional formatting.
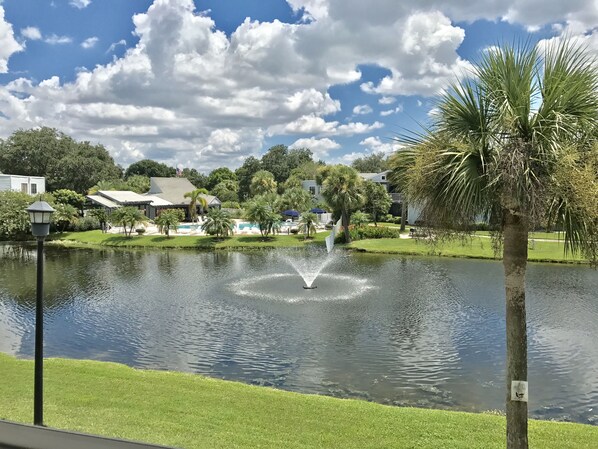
0,0,595,172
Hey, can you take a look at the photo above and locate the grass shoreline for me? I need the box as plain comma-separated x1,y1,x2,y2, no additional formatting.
1,353,596,449
45,230,588,264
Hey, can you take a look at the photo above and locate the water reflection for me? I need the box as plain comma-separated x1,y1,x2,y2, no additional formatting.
0,245,597,424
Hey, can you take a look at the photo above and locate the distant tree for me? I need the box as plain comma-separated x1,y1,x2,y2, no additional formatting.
124,159,175,178
184,188,209,222
298,212,318,238
287,148,314,171
282,175,302,191
260,144,290,184
181,168,208,189
87,179,129,194
0,191,32,240
155,209,184,237
52,204,79,233
88,208,109,233
351,152,389,173
289,160,322,181
280,187,312,212
53,189,86,212
363,181,392,226
201,209,234,238
245,196,281,238
207,167,237,190
109,207,147,237
235,156,262,201
250,170,277,196
125,175,151,193
320,165,364,243
211,179,239,203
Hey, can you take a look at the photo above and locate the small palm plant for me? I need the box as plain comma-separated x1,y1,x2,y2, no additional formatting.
351,211,369,228
298,212,318,238
155,209,184,237
109,206,148,236
201,209,234,238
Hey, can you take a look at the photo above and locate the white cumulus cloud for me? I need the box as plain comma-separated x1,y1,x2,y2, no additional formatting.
44,34,72,45
0,7,23,73
352,104,373,115
81,37,99,49
70,0,91,9
21,26,42,41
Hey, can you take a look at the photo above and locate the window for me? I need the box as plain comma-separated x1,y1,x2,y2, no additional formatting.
381,176,386,180
31,184,37,194
309,186,316,195
21,183,28,193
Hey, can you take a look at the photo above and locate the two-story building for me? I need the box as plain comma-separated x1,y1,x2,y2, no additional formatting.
0,174,46,195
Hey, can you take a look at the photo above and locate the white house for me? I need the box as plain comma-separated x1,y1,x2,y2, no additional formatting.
0,174,46,195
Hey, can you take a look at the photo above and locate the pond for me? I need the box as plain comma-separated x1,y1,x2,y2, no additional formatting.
0,244,597,424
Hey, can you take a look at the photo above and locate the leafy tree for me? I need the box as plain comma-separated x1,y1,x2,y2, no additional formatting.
52,203,79,233
235,156,262,201
393,41,598,449
87,179,129,194
207,167,237,190
0,127,122,193
287,147,314,171
155,209,184,237
350,211,369,228
280,187,313,212
290,160,323,181
124,159,175,178
201,208,234,238
0,191,32,240
363,181,392,226
351,152,389,173
53,189,86,212
282,175,302,191
298,212,318,238
320,165,364,243
260,145,290,184
125,175,151,194
109,207,147,237
250,170,277,196
184,189,209,222
181,168,208,189
211,179,239,203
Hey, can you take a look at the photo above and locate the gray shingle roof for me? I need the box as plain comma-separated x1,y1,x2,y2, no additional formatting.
148,177,220,206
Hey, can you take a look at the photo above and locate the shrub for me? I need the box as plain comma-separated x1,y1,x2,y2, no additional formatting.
335,225,403,243
73,216,101,232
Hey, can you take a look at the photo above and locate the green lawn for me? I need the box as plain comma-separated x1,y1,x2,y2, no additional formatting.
1,354,596,449
350,236,585,263
51,230,327,250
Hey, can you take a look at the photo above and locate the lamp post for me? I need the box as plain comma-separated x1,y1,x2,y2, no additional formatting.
26,200,55,426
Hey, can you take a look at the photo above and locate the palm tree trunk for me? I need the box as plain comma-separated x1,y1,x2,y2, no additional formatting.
342,209,351,243
503,209,529,449
400,201,407,232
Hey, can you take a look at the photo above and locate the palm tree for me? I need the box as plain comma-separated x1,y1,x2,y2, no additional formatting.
351,211,369,228
109,206,148,236
155,209,184,237
245,197,281,237
298,212,318,238
201,209,234,238
184,188,209,222
392,41,598,449
250,170,277,196
52,203,79,233
320,165,364,243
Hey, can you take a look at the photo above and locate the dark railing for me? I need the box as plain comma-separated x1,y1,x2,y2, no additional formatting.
0,420,176,449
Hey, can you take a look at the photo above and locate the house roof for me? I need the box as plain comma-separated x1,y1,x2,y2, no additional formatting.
359,170,391,180
98,190,152,204
87,195,121,209
148,177,220,206
143,195,173,207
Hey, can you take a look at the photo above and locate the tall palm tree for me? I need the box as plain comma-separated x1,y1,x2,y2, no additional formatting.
184,188,209,222
320,165,364,243
201,209,234,238
392,41,598,449
250,170,277,196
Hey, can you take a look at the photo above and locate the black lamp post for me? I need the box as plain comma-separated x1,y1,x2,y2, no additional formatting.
26,200,55,426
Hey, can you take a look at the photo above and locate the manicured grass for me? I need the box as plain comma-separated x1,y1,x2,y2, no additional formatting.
1,354,596,449
350,236,585,263
51,230,327,250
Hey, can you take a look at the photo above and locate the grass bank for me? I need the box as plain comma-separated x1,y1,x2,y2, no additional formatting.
349,236,585,263
1,354,596,449
51,230,327,250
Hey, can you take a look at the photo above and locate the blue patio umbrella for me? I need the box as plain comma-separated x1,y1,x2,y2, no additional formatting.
310,208,327,214
281,209,300,217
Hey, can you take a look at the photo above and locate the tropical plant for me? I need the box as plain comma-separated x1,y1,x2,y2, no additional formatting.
391,41,598,449
280,187,313,213
52,203,79,233
298,212,318,238
363,181,392,226
250,170,277,196
88,208,109,233
184,188,209,222
155,209,185,237
351,211,369,228
319,165,364,243
211,179,239,203
109,207,148,237
201,208,234,238
245,197,281,237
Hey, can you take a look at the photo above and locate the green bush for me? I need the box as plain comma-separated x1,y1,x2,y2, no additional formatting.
73,216,101,232
335,225,403,243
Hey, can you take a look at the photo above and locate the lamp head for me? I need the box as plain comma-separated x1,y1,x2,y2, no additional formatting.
26,201,55,237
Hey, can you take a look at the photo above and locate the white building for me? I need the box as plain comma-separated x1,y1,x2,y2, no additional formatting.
0,174,46,195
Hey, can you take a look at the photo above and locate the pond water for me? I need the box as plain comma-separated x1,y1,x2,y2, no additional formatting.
1,244,597,424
